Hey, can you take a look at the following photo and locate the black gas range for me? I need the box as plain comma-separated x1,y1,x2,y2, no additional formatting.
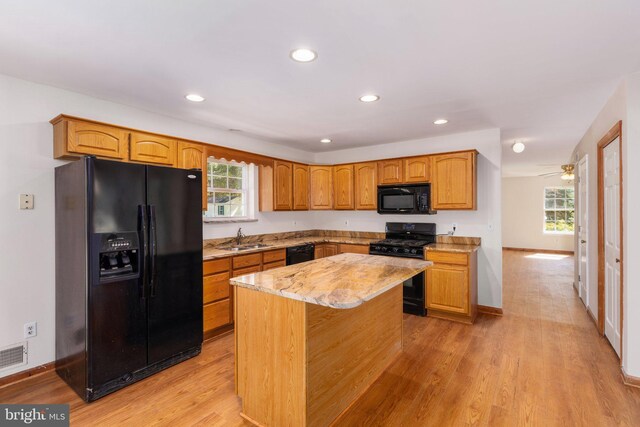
369,222,436,316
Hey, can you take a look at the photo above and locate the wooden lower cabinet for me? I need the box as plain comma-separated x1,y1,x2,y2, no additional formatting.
338,243,370,255
263,260,286,270
316,243,339,259
425,250,477,323
204,299,231,332
202,249,288,339
203,257,232,338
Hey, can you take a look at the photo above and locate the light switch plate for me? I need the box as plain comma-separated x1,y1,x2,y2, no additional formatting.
19,194,34,210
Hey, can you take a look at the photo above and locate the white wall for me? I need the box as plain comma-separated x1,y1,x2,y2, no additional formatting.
571,72,640,378
314,129,503,308
0,73,316,378
502,176,574,252
623,74,640,378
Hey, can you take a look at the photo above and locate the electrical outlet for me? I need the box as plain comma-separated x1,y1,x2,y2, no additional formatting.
19,194,34,210
24,322,37,338
293,220,297,226
452,223,458,230
344,220,349,226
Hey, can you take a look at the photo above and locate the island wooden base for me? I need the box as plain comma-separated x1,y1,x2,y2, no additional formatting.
235,285,403,427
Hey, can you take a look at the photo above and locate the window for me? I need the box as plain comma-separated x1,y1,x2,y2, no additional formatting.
544,187,575,233
203,159,253,220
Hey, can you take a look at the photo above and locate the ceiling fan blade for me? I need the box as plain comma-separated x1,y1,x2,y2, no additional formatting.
538,172,561,177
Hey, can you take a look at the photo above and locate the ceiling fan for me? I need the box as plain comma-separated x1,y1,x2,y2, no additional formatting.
538,164,575,180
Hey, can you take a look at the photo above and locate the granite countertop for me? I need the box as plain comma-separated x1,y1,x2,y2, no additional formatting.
203,236,379,260
230,253,431,309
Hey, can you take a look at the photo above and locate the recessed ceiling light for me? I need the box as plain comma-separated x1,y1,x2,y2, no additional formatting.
359,94,380,103
185,94,205,102
433,119,448,125
512,141,526,153
290,48,317,63
320,138,332,144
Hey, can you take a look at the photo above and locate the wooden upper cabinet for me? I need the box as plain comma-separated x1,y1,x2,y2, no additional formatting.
404,156,431,183
378,160,403,185
177,141,207,210
309,166,333,210
54,118,129,160
292,164,309,211
130,132,177,166
177,141,205,170
333,164,355,210
274,161,293,211
354,162,378,210
431,151,477,210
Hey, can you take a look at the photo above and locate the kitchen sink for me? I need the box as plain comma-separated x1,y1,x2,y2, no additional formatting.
219,243,271,252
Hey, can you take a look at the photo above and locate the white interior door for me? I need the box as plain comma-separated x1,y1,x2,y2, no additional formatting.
603,138,621,356
578,156,588,306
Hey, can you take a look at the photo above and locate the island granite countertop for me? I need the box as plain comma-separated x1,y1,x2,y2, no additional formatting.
230,253,431,309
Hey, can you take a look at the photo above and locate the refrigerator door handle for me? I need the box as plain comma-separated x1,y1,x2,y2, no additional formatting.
148,205,158,298
138,204,148,300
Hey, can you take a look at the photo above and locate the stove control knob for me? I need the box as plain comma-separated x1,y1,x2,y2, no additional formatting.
392,247,399,253
411,249,417,254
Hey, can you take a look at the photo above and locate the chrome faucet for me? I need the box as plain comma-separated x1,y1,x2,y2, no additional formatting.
236,227,245,245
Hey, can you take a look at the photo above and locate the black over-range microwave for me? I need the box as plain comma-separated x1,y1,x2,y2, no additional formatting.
377,184,436,215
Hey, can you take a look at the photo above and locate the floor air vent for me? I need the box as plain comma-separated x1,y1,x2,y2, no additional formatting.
0,342,27,370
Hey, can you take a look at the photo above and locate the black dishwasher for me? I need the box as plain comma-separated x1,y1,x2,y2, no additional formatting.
286,244,315,265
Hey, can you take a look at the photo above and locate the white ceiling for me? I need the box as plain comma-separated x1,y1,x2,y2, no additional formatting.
2,0,640,176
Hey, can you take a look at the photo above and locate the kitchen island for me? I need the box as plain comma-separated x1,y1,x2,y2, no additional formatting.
231,253,431,427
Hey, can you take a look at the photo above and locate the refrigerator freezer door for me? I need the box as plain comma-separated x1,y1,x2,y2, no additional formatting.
146,165,203,364
88,158,148,387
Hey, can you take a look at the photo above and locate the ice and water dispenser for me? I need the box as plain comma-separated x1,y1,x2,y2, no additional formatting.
97,232,140,281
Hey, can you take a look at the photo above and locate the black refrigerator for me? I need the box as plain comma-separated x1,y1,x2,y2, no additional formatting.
55,157,203,402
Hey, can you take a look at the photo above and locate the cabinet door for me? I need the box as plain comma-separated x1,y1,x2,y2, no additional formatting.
324,244,338,257
426,264,469,314
309,166,333,210
67,120,129,159
314,244,325,259
274,161,293,211
333,165,355,210
292,164,309,210
354,162,378,210
130,132,177,166
178,141,207,210
431,151,476,210
378,160,403,185
404,156,431,183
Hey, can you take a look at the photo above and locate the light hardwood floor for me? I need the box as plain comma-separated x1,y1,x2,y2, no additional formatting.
1,250,639,426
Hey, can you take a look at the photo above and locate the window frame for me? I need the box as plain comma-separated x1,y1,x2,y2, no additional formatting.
543,186,575,235
203,158,254,221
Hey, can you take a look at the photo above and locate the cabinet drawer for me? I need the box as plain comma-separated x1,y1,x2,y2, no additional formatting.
203,271,230,304
203,257,230,275
426,251,468,266
203,299,231,332
232,264,262,278
338,244,370,255
263,260,286,271
232,253,262,270
262,249,286,263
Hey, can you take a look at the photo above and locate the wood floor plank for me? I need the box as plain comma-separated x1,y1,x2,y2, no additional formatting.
1,250,639,426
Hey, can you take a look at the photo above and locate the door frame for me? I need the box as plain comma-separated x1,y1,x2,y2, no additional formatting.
577,154,589,307
597,121,623,362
